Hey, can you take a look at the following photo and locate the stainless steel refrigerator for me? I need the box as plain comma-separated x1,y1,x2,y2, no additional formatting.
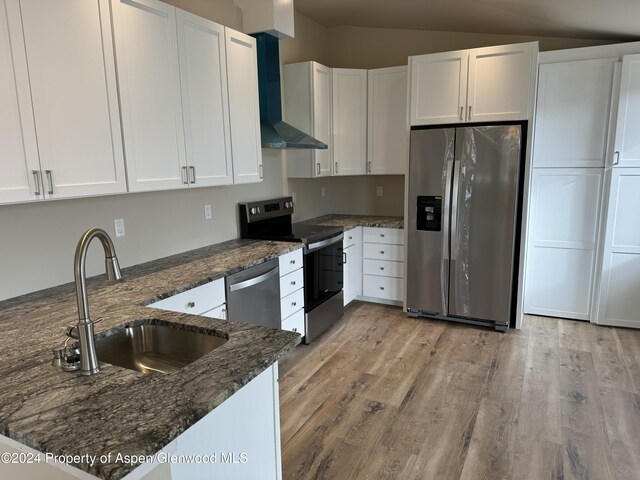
406,125,524,331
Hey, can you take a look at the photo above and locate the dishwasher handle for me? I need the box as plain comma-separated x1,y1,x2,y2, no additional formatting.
306,233,344,253
228,266,279,292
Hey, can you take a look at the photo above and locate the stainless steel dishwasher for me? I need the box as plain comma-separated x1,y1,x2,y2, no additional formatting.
225,258,281,329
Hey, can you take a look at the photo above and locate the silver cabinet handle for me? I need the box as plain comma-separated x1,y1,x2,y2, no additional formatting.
367,161,372,174
186,301,195,308
45,170,54,194
335,162,338,175
468,105,472,119
291,301,297,307
380,234,385,238
343,252,347,264
379,266,385,271
614,151,620,166
290,259,296,265
348,236,353,240
379,286,385,290
259,164,263,179
189,166,196,184
221,308,226,319
291,281,296,286
32,170,41,196
316,162,320,175
292,327,298,333
181,166,189,184
380,250,385,254
459,106,464,121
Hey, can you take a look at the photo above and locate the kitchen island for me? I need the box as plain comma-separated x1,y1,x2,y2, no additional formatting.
0,239,302,480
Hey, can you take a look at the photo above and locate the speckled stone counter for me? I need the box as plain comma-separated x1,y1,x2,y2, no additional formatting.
299,214,404,230
0,239,302,479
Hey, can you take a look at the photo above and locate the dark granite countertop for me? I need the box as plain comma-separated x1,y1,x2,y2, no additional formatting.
0,239,302,479
300,214,404,230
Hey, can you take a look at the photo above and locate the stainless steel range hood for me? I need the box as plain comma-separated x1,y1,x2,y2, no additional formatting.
252,33,327,149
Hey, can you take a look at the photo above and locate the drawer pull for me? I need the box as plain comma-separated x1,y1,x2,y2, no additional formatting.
379,287,385,291
380,250,385,254
291,281,296,286
380,234,385,237
186,301,195,308
292,327,298,332
221,308,226,319
290,260,296,265
292,302,297,307
379,267,385,271
348,236,353,240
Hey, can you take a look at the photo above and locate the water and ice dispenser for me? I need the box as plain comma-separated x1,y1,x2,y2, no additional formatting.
416,196,442,231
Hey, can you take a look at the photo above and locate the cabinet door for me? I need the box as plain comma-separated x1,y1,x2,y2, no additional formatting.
368,66,408,175
176,10,233,187
597,169,640,328
332,68,367,176
467,43,535,122
534,58,618,168
524,168,603,320
409,51,467,126
0,0,40,204
613,54,640,167
225,28,263,184
312,63,333,177
18,0,126,199
112,0,187,192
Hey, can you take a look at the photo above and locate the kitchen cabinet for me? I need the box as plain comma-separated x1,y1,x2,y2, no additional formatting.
524,169,604,320
534,58,619,168
597,169,640,328
111,0,187,192
332,68,368,176
0,0,125,204
409,42,537,126
360,227,405,304
225,28,263,184
343,227,362,306
284,61,333,178
279,249,305,336
148,278,226,318
612,54,640,167
177,9,233,187
367,66,408,175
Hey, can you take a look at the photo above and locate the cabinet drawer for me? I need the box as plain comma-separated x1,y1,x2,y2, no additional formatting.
280,268,304,299
281,308,305,336
280,288,305,320
363,275,404,302
363,259,403,278
201,303,227,320
363,227,404,245
279,248,303,276
149,278,225,315
363,243,404,262
343,227,362,248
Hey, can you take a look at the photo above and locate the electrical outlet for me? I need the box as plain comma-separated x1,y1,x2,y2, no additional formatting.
377,186,384,197
291,192,297,203
114,218,125,238
321,187,326,198
204,204,212,220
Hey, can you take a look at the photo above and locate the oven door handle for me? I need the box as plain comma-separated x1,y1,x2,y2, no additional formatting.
305,233,345,253
228,266,279,292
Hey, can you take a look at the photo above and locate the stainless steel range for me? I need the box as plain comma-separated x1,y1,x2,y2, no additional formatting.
239,197,344,343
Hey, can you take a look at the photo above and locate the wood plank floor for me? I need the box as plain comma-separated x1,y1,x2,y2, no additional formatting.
278,302,640,480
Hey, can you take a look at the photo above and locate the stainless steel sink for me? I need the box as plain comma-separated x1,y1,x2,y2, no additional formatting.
95,323,228,374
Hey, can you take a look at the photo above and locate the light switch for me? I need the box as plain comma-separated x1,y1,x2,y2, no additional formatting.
114,218,125,238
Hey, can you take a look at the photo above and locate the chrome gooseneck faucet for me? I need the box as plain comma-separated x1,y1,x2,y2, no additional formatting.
73,228,122,375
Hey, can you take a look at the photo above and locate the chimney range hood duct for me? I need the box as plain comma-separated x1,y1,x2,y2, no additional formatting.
251,33,327,149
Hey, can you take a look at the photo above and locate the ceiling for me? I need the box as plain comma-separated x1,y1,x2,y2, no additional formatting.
293,0,640,41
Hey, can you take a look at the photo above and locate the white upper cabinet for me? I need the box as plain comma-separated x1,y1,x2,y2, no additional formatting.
332,68,367,176
534,58,618,168
1,0,125,203
112,0,187,192
367,66,408,175
613,54,640,167
410,50,468,126
409,42,537,126
0,0,39,204
176,9,233,187
467,43,536,122
284,61,332,178
225,28,263,184
597,169,640,328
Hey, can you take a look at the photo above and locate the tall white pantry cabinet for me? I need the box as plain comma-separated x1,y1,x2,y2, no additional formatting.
525,49,640,328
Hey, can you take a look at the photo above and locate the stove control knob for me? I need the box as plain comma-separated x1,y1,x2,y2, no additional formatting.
250,207,257,215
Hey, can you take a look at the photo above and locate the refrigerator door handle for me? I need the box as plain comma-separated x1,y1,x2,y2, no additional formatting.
442,160,454,261
450,161,461,261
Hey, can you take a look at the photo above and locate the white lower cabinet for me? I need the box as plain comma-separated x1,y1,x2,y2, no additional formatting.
343,227,362,305
279,249,305,337
597,169,640,328
147,278,226,316
359,227,405,304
